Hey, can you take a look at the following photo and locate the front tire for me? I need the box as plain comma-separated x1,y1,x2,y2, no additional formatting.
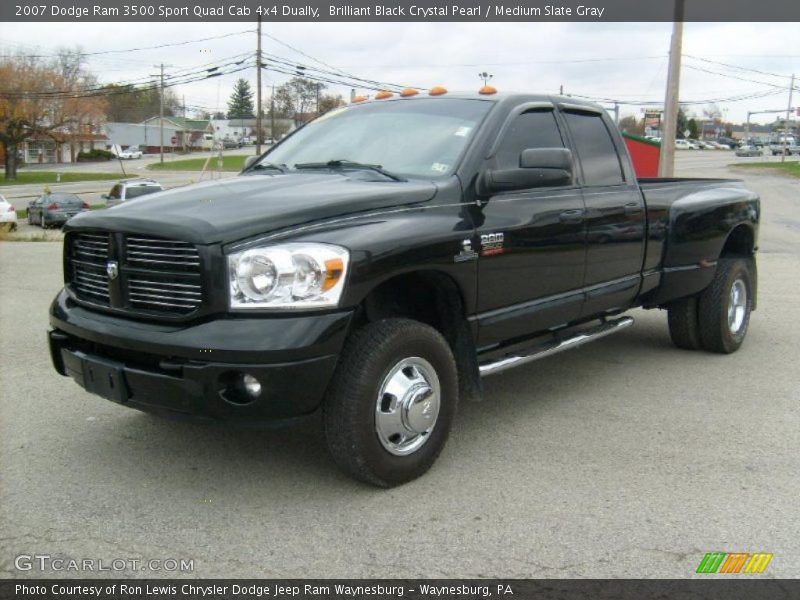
40,214,46,229
323,318,458,487
697,257,754,353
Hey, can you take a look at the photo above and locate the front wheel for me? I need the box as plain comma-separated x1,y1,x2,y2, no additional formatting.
323,318,458,487
40,214,46,229
697,257,754,353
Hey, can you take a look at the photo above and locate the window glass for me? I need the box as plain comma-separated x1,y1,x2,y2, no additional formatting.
495,110,564,170
563,112,624,186
110,185,121,199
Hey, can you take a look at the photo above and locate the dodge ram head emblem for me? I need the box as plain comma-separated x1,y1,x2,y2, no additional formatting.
106,261,119,280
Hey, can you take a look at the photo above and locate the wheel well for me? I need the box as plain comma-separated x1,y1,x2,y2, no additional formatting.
720,225,754,258
356,271,482,401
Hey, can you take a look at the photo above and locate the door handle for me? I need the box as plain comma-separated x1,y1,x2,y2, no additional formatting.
624,202,643,215
559,209,585,223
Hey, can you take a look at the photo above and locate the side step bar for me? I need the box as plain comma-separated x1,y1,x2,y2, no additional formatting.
479,316,634,377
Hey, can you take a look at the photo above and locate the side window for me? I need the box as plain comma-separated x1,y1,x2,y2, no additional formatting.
495,109,565,171
563,112,624,186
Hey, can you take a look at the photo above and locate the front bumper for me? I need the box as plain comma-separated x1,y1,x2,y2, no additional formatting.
49,289,353,423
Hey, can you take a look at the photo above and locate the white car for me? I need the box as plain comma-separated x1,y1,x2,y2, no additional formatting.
0,195,18,231
117,147,143,160
675,139,695,150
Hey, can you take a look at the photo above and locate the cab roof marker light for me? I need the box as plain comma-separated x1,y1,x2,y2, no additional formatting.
351,96,368,103
429,86,448,96
375,90,394,100
479,85,498,95
400,88,419,97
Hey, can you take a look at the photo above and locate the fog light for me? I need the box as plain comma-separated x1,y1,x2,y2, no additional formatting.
242,374,262,397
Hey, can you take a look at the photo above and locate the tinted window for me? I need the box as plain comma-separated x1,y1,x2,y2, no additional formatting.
563,112,624,186
53,194,81,206
126,186,162,199
496,110,565,170
109,185,122,199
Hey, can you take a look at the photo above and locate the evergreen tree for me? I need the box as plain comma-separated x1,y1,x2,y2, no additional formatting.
227,78,255,119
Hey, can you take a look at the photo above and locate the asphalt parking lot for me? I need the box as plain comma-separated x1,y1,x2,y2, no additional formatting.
1,154,799,578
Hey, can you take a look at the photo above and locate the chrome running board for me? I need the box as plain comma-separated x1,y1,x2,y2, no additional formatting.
479,316,634,377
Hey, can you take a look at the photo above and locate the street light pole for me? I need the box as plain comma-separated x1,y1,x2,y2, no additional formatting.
658,0,685,177
159,63,164,165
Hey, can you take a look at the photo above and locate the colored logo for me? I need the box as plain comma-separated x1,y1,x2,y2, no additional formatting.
696,552,773,574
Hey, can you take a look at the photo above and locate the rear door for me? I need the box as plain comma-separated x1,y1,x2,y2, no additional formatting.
559,105,645,317
476,104,587,347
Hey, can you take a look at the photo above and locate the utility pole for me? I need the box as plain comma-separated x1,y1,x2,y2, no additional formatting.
613,102,620,125
256,15,263,155
782,73,795,163
270,83,275,144
159,63,164,165
659,0,684,177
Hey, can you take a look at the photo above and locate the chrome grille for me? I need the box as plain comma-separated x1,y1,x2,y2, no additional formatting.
70,233,110,305
126,237,200,271
66,232,203,317
127,275,202,312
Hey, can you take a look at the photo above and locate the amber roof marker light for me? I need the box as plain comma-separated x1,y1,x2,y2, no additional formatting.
400,88,419,97
375,90,394,100
351,95,367,103
429,86,448,96
479,85,498,95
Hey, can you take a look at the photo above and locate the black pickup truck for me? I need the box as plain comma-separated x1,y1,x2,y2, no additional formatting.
49,92,759,486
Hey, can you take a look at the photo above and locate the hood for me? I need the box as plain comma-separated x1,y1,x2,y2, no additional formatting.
66,172,438,244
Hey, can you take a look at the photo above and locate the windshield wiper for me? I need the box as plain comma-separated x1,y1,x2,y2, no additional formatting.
294,159,404,181
250,161,288,173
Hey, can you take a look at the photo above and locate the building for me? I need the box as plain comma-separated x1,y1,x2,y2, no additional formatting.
22,130,109,164
104,122,181,153
209,117,296,143
138,116,213,151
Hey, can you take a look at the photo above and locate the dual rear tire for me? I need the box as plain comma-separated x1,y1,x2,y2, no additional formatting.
667,257,755,354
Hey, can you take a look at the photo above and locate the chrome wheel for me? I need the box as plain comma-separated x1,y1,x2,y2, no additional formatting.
728,278,747,335
375,357,441,456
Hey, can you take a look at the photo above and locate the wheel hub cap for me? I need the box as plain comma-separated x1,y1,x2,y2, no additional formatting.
728,278,747,335
375,357,441,456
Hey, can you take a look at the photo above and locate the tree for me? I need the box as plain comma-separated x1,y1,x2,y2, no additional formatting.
687,118,699,140
103,83,180,122
227,78,254,119
676,107,689,138
618,114,644,136
0,50,105,180
318,93,345,115
274,77,325,118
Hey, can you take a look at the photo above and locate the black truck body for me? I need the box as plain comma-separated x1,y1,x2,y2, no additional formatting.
49,93,759,485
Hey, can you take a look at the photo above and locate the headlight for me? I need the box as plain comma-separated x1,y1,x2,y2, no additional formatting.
228,243,349,309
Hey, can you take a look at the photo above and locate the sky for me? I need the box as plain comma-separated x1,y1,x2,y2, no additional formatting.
1,21,798,124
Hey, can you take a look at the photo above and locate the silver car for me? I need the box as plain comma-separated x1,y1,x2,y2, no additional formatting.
27,193,89,228
103,179,164,208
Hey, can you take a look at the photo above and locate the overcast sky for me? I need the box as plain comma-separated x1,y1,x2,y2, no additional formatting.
1,21,798,123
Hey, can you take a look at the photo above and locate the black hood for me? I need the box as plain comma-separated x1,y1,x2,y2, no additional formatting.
66,173,438,244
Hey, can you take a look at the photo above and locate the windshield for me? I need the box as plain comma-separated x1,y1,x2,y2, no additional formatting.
260,98,493,179
126,186,162,199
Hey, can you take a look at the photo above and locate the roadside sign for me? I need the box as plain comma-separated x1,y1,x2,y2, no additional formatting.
170,136,177,145
683,129,691,138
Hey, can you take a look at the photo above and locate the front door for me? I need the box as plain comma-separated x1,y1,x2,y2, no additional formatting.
476,106,587,348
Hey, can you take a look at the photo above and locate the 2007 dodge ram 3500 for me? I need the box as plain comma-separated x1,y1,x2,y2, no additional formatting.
49,93,759,486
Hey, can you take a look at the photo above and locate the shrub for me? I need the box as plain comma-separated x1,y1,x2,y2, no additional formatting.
77,149,115,162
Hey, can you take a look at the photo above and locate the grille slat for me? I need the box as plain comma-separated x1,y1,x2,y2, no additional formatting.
68,232,203,316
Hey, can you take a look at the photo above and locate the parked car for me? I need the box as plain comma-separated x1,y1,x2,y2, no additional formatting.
50,92,760,487
717,137,739,149
769,137,799,155
0,195,18,231
675,139,694,150
707,141,729,150
28,193,89,228
102,179,164,208
736,146,764,156
116,146,143,160
735,145,763,157
222,139,243,149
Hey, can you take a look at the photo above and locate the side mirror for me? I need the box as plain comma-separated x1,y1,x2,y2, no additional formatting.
479,148,573,194
243,155,259,171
